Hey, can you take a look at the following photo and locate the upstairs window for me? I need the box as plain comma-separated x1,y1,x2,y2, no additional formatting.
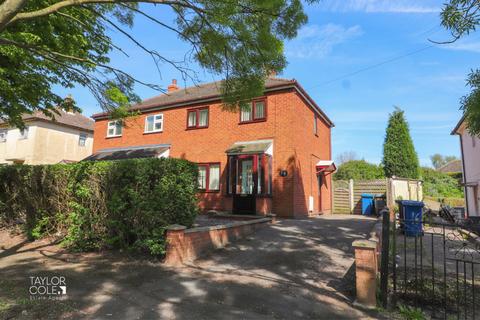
107,120,122,137
19,127,28,140
145,114,163,133
187,107,209,129
0,129,6,142
240,99,266,123
79,133,87,146
313,114,318,135
198,163,220,192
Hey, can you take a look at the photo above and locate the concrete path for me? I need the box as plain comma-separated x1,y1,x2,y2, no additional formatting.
0,215,379,319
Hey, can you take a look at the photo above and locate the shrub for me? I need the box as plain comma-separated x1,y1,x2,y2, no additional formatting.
333,160,385,181
0,158,198,256
420,167,464,199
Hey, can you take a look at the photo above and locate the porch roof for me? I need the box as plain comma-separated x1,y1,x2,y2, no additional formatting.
83,144,170,161
315,160,336,173
225,139,273,155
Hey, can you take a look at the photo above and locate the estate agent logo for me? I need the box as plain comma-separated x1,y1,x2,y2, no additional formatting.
29,275,67,300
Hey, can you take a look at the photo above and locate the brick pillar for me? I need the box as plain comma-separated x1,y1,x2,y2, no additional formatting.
164,224,186,266
267,213,277,224
352,239,378,308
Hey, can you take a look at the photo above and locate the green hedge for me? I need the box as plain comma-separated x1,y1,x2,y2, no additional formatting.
0,158,198,256
333,160,385,181
420,167,464,199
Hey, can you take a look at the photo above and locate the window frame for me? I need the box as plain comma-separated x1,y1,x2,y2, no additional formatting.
106,120,123,138
0,129,6,143
144,113,164,134
19,127,28,140
239,98,267,124
78,133,87,146
226,154,272,197
197,162,221,193
186,106,209,129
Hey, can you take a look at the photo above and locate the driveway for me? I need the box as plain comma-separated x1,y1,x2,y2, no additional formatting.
0,215,378,319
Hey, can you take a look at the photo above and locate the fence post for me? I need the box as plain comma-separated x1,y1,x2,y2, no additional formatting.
353,239,378,308
380,208,390,309
349,179,354,214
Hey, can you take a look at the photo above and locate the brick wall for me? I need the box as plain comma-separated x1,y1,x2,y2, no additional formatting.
164,218,272,265
291,93,332,217
92,88,332,217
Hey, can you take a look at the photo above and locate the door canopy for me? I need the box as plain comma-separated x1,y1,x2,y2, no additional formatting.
316,160,336,175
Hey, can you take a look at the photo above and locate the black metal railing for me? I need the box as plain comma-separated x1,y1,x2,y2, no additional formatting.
383,211,480,319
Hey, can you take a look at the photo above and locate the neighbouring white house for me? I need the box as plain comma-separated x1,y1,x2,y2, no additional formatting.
0,109,94,165
452,115,480,217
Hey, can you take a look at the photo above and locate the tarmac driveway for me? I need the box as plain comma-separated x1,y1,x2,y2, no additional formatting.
0,214,378,319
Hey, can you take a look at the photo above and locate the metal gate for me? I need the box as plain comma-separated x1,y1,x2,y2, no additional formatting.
382,212,480,319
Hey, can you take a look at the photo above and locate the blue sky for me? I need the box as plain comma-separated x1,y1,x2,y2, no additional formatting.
56,0,480,167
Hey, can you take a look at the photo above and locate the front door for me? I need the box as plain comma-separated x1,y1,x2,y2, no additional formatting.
233,156,256,214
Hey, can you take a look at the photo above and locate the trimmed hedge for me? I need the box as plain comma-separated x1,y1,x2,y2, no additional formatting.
333,160,385,181
0,158,198,256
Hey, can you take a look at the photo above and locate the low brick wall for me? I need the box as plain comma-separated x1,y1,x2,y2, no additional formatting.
164,217,273,266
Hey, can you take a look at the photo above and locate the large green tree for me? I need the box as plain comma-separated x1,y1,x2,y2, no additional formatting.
0,0,315,127
441,0,480,136
382,108,420,179
430,154,459,170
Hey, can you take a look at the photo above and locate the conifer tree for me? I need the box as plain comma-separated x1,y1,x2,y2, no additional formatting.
382,108,420,179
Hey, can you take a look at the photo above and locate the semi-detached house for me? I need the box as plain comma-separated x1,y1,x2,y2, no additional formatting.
90,77,336,218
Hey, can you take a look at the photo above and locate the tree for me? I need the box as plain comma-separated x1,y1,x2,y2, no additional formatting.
430,154,459,169
335,151,358,165
440,1,480,136
382,108,420,179
333,160,384,181
0,0,315,127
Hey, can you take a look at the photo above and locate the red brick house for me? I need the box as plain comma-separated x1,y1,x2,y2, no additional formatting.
90,77,335,218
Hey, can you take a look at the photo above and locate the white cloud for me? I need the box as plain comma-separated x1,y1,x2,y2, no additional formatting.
320,0,440,14
442,40,480,53
286,24,363,59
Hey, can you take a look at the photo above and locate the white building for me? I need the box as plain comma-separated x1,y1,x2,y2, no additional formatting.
452,116,480,216
0,109,94,165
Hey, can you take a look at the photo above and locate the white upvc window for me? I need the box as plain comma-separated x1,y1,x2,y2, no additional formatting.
107,120,122,137
0,129,6,142
19,127,28,140
145,114,163,133
79,133,87,146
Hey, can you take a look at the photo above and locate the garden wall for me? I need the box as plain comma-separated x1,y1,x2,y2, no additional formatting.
164,216,273,265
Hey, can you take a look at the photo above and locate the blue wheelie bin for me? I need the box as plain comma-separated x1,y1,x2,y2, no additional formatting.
361,194,374,215
398,200,424,236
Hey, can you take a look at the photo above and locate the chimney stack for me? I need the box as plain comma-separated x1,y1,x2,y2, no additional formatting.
167,79,179,92
269,70,277,78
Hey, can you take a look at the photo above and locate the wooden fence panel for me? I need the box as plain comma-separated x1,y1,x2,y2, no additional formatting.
333,178,423,214
333,180,351,214
352,180,387,215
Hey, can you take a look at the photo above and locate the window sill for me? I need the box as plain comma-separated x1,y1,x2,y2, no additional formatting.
225,194,272,198
198,189,220,193
143,130,163,135
186,126,209,131
239,119,267,125
106,135,122,139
